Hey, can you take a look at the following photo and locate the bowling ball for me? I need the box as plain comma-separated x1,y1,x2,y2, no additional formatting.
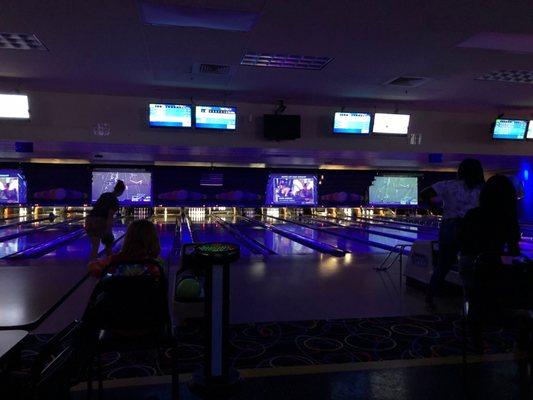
176,277,201,299
48,212,55,221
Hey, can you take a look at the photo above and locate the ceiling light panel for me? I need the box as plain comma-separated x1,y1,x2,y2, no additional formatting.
241,53,332,70
0,33,47,51
476,70,533,84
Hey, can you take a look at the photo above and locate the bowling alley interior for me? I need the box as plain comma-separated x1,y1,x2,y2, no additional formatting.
0,1,532,399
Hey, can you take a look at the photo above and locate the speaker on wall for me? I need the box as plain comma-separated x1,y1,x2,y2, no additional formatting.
263,114,301,141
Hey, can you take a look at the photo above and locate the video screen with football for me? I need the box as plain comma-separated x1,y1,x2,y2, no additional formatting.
369,176,418,206
333,112,372,134
92,171,152,205
492,119,527,140
149,103,192,127
265,174,317,206
0,170,27,204
195,106,236,130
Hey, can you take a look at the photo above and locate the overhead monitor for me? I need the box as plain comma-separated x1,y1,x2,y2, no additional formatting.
368,176,418,206
372,113,410,134
0,170,27,204
0,94,30,119
263,114,301,140
195,105,236,130
492,119,527,140
265,174,317,206
149,103,192,127
528,121,533,139
92,171,152,205
333,112,372,134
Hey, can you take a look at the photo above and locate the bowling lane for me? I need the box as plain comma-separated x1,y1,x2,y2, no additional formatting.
0,217,61,240
0,219,84,258
311,216,437,241
223,216,316,255
190,217,254,257
262,215,409,253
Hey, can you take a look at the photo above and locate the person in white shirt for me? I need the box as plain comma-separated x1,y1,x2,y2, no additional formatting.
421,159,485,304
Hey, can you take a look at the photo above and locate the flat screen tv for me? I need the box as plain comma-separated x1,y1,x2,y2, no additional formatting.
195,105,236,130
265,174,317,206
492,119,527,140
372,113,410,134
368,176,418,206
528,120,533,139
0,170,27,204
92,171,152,205
0,94,30,119
333,112,372,134
149,103,192,127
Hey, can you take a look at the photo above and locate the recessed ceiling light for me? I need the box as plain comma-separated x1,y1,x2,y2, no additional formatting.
0,33,47,51
476,70,533,84
241,53,332,70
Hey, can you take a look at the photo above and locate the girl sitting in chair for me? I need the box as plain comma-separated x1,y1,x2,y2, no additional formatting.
88,219,163,278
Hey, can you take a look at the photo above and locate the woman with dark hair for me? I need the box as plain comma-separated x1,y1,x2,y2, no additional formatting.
457,175,522,348
458,174,520,260
421,159,485,304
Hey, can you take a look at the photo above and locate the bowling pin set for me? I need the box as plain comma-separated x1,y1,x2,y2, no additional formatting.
187,207,207,221
133,207,151,218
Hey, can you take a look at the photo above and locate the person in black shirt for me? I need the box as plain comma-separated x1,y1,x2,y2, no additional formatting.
457,175,521,349
85,180,125,260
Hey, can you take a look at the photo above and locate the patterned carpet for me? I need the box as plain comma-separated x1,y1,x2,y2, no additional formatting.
20,314,517,380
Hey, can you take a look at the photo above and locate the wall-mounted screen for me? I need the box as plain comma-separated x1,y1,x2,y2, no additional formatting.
492,119,527,140
369,176,418,206
265,174,317,206
0,170,27,204
195,106,236,130
92,171,152,205
149,103,192,127
372,113,410,134
333,112,372,134
528,121,533,139
0,94,30,119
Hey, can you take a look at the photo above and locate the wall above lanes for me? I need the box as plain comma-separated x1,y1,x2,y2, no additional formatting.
0,90,532,168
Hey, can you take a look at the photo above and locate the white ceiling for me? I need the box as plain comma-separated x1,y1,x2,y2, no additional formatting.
0,0,532,110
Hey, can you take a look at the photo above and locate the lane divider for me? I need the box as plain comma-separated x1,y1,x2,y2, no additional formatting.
0,216,86,243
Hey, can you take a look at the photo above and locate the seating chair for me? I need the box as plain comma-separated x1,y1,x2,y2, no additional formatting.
82,259,179,399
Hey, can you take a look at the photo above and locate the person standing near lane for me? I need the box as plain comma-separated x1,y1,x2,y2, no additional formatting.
85,180,125,260
421,159,485,305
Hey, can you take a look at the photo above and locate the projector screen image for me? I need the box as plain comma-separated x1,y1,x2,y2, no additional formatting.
333,112,372,134
149,103,191,127
266,175,317,206
373,113,410,134
369,176,418,206
0,170,27,204
92,171,152,205
492,119,527,140
528,121,533,139
0,94,29,119
195,106,236,130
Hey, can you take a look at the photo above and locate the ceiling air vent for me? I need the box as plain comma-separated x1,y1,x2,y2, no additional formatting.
0,32,47,51
476,70,533,84
241,53,332,70
193,63,232,75
384,76,429,87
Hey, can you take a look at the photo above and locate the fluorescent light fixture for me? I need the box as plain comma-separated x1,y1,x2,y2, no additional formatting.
30,158,90,164
373,113,410,134
0,94,29,119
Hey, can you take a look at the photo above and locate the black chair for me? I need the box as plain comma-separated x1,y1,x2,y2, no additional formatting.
82,260,179,399
2,320,86,400
461,253,533,396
